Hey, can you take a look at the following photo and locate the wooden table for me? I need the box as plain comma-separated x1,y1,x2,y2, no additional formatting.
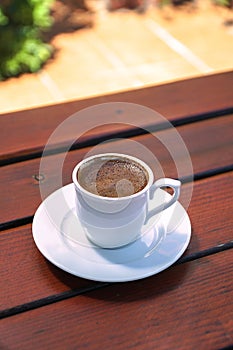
1,71,233,350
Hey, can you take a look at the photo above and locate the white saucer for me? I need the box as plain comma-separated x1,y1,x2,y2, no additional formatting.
32,184,191,282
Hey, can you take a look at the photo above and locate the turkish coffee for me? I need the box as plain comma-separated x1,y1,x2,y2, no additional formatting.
77,156,148,198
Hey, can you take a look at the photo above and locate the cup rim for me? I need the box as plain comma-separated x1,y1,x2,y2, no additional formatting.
72,153,154,201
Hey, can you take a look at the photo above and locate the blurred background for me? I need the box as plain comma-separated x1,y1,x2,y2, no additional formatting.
0,0,232,114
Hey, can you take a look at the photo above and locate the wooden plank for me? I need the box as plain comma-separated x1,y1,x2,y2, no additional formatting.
1,172,232,310
1,72,232,162
1,115,233,225
1,250,233,350
0,224,97,312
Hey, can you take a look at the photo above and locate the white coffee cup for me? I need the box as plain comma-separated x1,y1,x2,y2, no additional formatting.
72,153,181,248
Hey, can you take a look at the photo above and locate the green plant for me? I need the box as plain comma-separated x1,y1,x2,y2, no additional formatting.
0,0,54,80
213,0,232,6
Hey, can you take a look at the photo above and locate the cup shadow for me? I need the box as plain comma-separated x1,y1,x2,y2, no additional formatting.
86,223,165,267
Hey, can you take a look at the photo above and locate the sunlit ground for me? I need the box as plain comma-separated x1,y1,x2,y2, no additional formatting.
0,0,232,114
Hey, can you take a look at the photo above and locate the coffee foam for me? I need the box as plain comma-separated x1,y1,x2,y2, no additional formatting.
77,156,148,198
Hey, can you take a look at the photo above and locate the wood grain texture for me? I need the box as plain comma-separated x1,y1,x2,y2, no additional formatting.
1,71,233,350
0,225,96,312
1,250,233,350
1,172,232,310
1,72,233,161
1,115,232,225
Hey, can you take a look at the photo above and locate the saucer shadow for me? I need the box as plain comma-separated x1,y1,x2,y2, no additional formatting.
83,227,199,303
84,227,197,303
45,245,193,303
46,228,197,302
46,260,99,290
83,261,192,303
45,255,191,303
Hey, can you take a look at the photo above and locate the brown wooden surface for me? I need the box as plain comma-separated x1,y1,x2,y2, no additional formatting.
1,172,232,311
1,250,233,350
1,115,233,226
1,72,233,350
1,71,233,162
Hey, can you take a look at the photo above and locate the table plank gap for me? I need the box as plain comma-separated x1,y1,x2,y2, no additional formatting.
1,250,233,350
1,71,233,163
1,115,233,226
1,145,233,323
1,107,233,167
0,166,232,231
1,244,233,321
1,71,233,350
0,282,110,320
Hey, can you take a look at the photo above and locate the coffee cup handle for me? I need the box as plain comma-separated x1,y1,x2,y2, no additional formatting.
146,178,181,222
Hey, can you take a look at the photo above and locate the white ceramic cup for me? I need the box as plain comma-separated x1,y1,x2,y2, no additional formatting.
72,153,181,248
